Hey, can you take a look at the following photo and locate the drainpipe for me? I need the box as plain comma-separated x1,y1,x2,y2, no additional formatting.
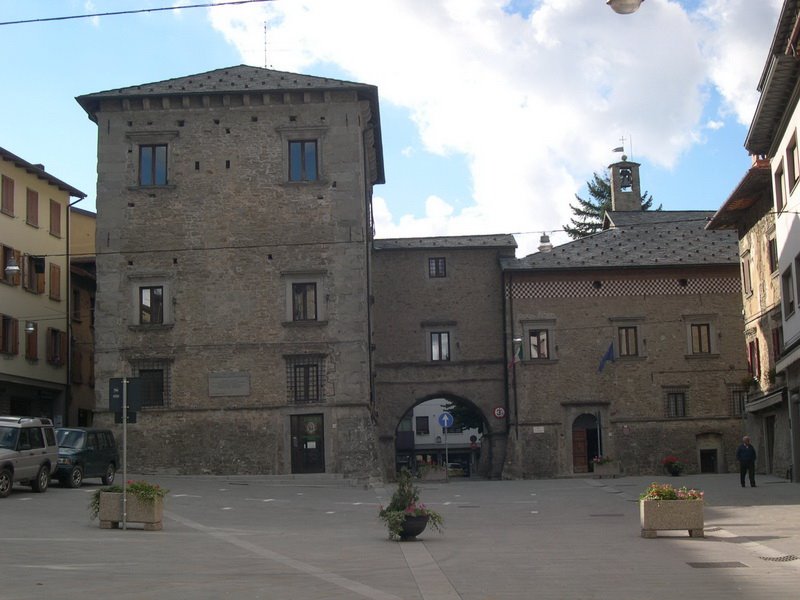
65,197,86,427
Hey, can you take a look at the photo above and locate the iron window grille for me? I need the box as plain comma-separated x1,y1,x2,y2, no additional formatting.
286,355,325,403
428,257,446,278
132,360,172,407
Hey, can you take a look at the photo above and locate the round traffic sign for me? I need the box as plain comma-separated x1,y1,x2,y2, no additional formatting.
493,407,506,419
438,412,454,428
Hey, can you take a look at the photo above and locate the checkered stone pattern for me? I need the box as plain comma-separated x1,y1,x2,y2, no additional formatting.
508,277,741,299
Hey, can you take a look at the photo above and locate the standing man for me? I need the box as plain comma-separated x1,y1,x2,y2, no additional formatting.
736,435,757,488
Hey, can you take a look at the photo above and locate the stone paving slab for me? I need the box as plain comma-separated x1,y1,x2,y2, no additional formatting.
1,473,798,599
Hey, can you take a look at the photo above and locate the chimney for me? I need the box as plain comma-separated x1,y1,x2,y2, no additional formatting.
538,233,553,253
608,156,642,211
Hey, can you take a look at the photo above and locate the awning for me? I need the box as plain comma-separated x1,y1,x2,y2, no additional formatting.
746,388,787,413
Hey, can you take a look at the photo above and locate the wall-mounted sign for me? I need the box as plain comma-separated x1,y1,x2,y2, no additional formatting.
494,407,506,419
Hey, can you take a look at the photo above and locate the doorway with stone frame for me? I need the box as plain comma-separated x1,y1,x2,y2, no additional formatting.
572,413,600,473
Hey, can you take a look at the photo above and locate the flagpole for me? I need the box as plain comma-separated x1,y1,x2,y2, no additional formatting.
596,410,602,458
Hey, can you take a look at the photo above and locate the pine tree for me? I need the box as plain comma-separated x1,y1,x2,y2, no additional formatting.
563,171,658,239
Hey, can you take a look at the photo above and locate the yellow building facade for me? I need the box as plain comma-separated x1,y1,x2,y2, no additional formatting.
0,146,85,424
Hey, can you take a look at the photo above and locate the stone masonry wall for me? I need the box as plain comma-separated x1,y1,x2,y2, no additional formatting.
91,86,380,475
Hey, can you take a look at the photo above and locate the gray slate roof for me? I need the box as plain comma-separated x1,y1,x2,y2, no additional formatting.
374,234,517,250
76,65,377,102
502,211,738,271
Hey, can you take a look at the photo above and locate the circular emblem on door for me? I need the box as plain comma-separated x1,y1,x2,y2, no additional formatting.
305,421,317,434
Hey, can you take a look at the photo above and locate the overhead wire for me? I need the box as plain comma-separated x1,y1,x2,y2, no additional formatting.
0,0,275,27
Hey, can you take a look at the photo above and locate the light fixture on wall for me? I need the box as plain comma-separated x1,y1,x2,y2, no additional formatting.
25,321,35,334
4,255,20,277
607,0,644,14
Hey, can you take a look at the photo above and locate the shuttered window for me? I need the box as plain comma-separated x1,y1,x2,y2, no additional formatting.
26,188,38,226
49,199,61,237
49,263,61,301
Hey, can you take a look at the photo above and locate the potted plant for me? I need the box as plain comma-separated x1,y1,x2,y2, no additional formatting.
639,482,704,538
378,468,443,540
591,456,620,478
89,480,168,531
661,455,684,476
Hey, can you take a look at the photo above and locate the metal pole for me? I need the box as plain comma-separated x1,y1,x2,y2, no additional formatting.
596,411,602,457
122,377,128,531
444,423,449,483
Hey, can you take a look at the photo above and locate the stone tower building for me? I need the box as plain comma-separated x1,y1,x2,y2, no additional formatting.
77,66,384,476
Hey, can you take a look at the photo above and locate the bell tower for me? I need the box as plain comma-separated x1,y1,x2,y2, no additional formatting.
609,156,642,211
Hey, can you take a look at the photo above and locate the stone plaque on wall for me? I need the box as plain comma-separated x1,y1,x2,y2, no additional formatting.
208,372,251,397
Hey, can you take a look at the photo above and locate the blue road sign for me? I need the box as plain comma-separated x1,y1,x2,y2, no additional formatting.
438,412,454,428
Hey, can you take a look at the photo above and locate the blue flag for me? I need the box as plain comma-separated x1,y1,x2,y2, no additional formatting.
598,343,614,373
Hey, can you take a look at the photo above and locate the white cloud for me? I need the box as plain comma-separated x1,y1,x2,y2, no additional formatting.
697,0,783,125
209,0,780,256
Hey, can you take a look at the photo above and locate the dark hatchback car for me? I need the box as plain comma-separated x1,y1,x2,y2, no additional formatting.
55,428,118,488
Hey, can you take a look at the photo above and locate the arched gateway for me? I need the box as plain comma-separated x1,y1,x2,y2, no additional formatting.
377,392,507,481
394,396,489,477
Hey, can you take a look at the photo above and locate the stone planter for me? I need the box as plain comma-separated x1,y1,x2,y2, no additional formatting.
640,499,703,538
592,462,620,478
98,492,164,531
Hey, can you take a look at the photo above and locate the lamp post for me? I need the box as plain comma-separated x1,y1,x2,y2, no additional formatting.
607,0,644,14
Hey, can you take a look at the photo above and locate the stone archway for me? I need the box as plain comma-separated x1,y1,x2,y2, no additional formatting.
392,394,495,480
572,413,600,473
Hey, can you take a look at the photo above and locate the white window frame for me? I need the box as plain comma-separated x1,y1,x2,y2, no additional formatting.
610,317,644,359
283,271,326,323
521,319,557,361
278,126,327,185
128,275,173,327
683,315,718,356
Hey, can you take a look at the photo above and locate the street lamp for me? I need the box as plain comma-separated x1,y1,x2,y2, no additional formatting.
607,0,644,14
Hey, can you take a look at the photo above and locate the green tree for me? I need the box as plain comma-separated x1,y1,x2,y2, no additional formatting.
563,171,658,239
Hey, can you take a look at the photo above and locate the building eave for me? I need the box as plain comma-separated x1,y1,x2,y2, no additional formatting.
0,146,86,199
706,161,771,230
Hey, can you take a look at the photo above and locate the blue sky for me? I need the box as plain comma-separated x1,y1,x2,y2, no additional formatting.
0,0,783,255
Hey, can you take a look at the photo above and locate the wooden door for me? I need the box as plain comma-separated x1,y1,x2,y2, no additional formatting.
572,429,588,473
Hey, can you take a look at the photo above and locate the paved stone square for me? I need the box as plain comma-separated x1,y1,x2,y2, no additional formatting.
1,473,799,599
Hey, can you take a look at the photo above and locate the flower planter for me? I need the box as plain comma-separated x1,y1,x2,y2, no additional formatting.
640,499,703,538
399,515,429,540
98,492,164,531
592,462,620,478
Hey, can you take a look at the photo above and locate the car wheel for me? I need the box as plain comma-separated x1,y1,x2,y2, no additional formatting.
68,465,84,488
0,468,12,498
102,463,116,485
31,464,50,493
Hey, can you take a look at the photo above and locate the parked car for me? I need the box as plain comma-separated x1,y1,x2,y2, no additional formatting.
0,416,59,498
55,428,118,488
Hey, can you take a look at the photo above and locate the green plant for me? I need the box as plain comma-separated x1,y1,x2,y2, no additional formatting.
662,455,684,474
639,482,703,501
378,468,443,540
592,456,613,465
89,480,168,520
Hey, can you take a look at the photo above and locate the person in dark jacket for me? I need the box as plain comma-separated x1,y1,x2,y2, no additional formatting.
736,436,757,488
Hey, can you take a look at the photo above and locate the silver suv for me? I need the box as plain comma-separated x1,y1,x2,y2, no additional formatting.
0,416,59,498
